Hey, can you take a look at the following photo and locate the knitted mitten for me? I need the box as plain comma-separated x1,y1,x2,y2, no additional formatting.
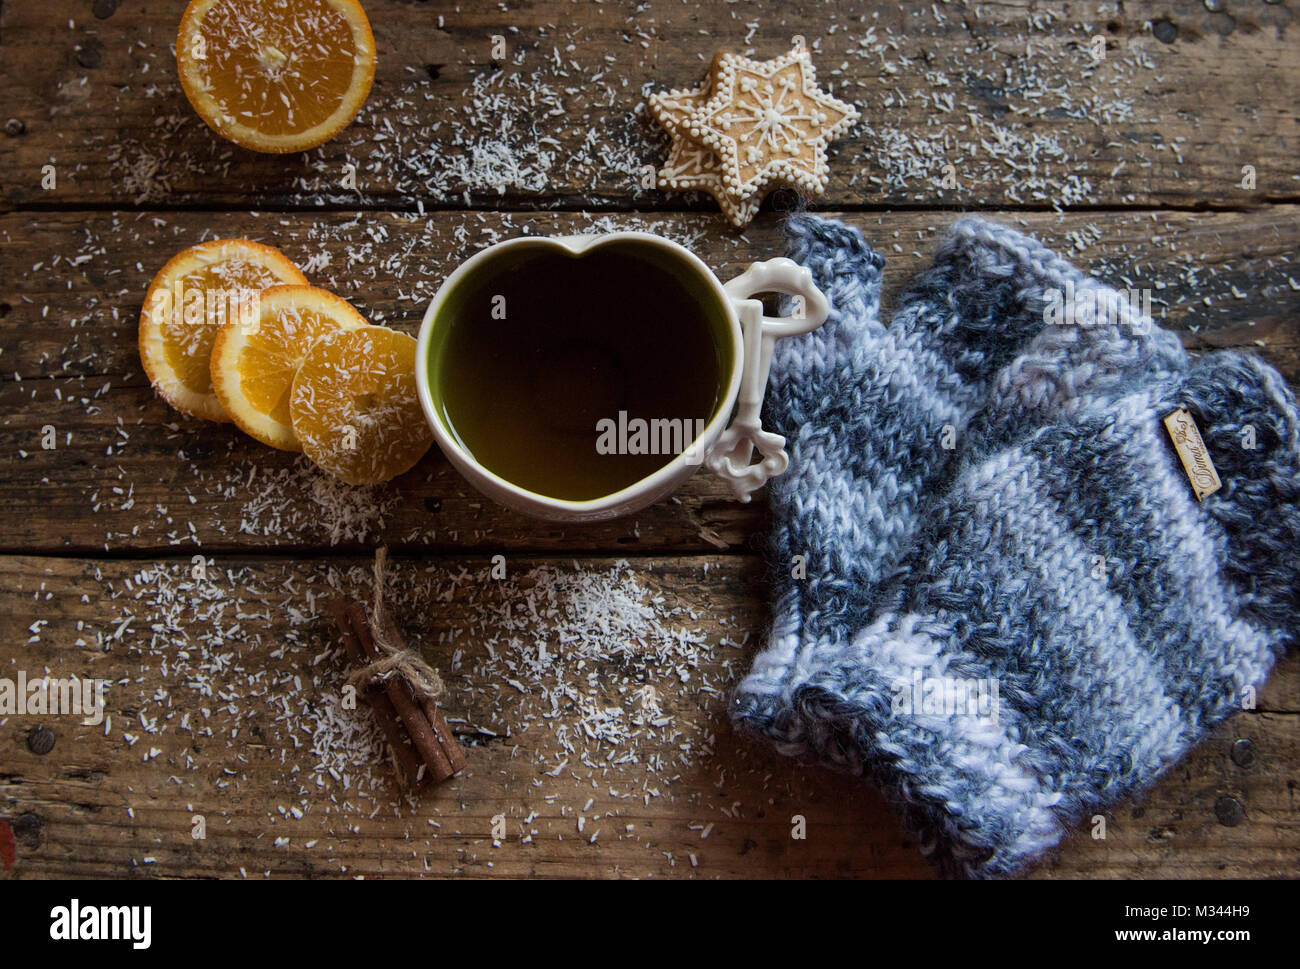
740,216,1045,711
737,215,1182,740
798,350,1300,878
735,215,1298,877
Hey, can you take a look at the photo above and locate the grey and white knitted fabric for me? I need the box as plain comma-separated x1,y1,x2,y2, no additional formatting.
734,215,1300,878
740,215,1182,711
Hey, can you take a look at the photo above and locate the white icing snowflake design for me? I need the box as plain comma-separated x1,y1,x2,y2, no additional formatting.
719,72,830,162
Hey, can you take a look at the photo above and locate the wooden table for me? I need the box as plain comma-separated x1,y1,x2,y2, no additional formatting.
1,0,1297,880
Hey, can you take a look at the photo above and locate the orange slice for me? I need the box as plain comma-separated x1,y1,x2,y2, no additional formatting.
176,0,377,154
211,285,367,450
290,327,432,485
139,239,307,423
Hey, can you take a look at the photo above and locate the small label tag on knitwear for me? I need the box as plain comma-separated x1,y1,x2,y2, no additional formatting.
1163,408,1222,501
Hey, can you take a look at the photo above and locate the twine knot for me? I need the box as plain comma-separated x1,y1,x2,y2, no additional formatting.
344,547,443,700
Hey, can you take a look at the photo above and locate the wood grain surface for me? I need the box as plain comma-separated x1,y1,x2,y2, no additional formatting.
0,0,1297,880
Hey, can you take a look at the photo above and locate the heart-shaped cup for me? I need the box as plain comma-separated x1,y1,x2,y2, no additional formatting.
415,231,828,522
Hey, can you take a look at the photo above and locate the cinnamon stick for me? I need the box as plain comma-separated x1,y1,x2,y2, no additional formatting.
345,601,463,783
418,696,469,776
368,608,468,775
328,599,425,788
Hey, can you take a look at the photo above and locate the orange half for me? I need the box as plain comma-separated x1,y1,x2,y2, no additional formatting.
177,0,377,154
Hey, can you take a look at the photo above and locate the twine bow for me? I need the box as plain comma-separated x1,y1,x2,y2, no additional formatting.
345,547,443,700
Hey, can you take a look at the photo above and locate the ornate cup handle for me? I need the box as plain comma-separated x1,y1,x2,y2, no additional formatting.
706,257,830,501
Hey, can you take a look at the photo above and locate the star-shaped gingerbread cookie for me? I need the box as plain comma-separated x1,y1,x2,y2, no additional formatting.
647,63,763,227
684,47,860,202
646,47,859,226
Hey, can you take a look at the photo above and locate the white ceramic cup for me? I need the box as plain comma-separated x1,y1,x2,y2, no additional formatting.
414,231,829,522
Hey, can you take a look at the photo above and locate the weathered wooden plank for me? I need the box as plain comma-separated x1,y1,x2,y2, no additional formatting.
0,375,763,553
1032,711,1300,879
2,208,1296,554
4,207,1297,382
0,554,1295,879
1,1,1296,210
9,347,1300,556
